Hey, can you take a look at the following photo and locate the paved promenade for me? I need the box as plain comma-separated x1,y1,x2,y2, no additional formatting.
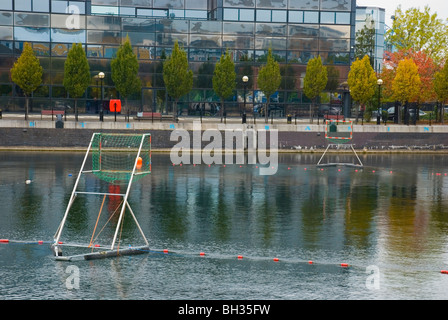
1,112,448,133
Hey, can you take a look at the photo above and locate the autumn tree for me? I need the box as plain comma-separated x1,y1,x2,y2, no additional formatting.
257,48,282,123
381,49,437,104
303,55,327,123
348,55,377,122
64,43,90,122
163,41,193,122
111,36,141,117
434,61,448,122
10,42,43,120
212,50,236,123
392,58,421,124
386,5,448,62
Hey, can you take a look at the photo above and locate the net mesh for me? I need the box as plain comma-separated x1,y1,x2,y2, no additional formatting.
325,120,352,144
91,133,151,184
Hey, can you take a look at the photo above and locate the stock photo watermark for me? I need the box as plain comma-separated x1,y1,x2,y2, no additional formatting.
170,121,279,175
366,265,380,290
65,265,80,290
65,5,81,30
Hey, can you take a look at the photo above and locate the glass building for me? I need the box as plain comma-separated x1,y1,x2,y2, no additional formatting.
0,0,356,117
355,6,385,74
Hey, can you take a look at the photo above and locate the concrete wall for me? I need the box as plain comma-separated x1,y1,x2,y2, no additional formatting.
0,118,447,151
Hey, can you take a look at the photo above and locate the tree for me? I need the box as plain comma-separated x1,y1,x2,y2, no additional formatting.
163,40,193,122
257,48,281,123
63,43,90,122
392,58,421,124
381,49,438,104
10,42,43,120
347,55,378,122
111,35,141,117
213,50,236,123
434,61,448,123
386,5,448,62
355,22,376,66
303,55,327,123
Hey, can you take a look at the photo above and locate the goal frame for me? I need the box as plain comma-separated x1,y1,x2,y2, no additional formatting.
52,133,151,261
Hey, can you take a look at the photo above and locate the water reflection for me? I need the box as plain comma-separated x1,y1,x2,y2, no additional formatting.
0,152,448,299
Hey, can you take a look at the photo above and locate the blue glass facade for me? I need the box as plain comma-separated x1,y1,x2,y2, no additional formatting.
0,0,356,116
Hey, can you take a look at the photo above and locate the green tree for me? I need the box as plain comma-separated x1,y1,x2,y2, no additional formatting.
163,41,193,121
433,61,448,122
258,48,281,123
386,5,448,62
392,58,421,124
63,43,90,121
213,51,236,123
10,42,43,120
111,36,141,116
355,22,376,66
303,55,327,123
347,55,377,122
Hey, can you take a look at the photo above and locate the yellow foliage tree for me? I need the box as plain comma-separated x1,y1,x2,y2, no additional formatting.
347,55,377,121
392,58,421,123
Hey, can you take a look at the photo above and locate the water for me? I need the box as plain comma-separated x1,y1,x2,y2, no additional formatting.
1,151,448,300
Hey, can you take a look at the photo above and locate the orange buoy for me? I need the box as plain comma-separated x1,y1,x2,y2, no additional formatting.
237,255,243,259
341,263,349,267
273,258,279,262
136,157,143,170
199,252,206,256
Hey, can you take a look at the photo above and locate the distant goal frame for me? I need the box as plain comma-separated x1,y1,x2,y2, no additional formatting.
317,120,363,168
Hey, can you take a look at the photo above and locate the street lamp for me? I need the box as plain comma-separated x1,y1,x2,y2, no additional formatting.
377,78,383,125
98,72,105,122
242,75,248,124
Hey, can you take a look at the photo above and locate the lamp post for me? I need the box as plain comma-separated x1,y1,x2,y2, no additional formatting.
242,75,248,124
98,72,105,122
377,78,383,125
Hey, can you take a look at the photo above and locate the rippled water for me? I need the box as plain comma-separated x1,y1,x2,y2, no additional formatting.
0,151,448,300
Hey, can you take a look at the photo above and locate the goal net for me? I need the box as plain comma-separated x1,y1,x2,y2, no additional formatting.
91,133,151,184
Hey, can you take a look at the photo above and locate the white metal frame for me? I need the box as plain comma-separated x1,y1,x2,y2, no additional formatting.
53,133,150,258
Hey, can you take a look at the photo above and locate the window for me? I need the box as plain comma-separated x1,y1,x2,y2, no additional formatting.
15,27,50,42
320,0,351,11
51,1,68,14
289,0,318,10
119,7,136,16
153,0,184,9
0,12,13,25
271,10,286,22
33,0,49,12
0,0,12,10
239,9,254,21
15,0,32,11
185,10,207,19
51,28,85,43
91,6,119,15
336,12,350,24
15,13,50,27
304,11,318,24
257,10,270,22
321,12,335,24
0,26,13,40
288,11,303,23
223,8,238,21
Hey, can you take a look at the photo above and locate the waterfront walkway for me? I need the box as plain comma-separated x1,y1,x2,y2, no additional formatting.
1,112,447,133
